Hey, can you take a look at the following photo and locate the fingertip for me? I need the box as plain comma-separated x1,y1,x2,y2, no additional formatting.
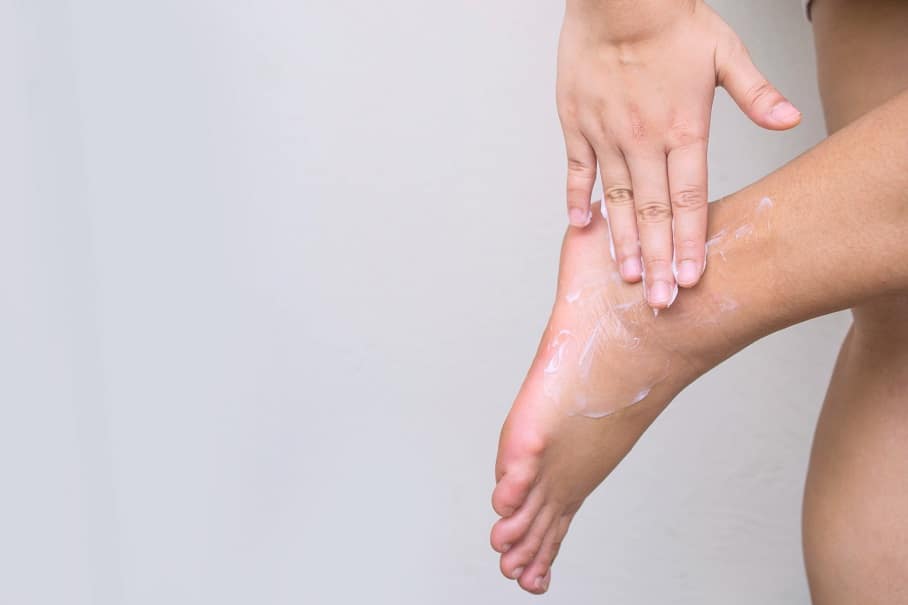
568,206,592,228
619,257,643,283
647,279,676,309
676,259,703,288
677,276,701,289
765,101,802,130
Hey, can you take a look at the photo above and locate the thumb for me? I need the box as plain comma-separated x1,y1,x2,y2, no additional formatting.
717,37,801,130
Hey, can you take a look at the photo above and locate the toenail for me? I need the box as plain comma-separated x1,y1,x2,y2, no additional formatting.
511,567,524,580
502,543,511,552
534,576,545,590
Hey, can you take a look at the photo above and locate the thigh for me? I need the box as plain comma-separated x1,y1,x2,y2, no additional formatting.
804,4,908,603
812,0,908,134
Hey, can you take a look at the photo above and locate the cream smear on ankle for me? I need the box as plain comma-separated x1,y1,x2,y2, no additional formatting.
705,197,774,271
543,197,774,419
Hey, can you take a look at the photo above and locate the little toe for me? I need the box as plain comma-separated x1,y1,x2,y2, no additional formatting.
519,567,552,595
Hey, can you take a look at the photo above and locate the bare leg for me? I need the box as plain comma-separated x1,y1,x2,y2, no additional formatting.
803,2,908,603
490,88,908,594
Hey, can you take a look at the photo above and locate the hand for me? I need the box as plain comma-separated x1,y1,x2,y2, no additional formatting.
557,0,801,308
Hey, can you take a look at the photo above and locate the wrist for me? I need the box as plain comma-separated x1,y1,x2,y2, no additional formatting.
564,0,698,43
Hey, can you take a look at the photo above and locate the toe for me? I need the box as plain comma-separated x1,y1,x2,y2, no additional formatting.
490,488,544,553
518,513,572,593
519,567,552,595
492,463,538,518
500,507,555,580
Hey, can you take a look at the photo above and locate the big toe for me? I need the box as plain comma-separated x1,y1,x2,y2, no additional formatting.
492,463,538,518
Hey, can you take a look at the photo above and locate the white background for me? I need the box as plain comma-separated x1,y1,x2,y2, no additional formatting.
1,1,848,603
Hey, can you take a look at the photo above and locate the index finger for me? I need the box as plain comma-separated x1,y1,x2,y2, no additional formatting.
563,129,597,227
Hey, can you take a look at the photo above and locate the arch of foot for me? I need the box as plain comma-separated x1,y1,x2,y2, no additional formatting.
542,274,672,419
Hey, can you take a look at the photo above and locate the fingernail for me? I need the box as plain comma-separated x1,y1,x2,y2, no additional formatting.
534,576,546,590
678,260,699,285
770,101,801,124
569,208,591,227
621,257,642,280
502,543,511,553
511,567,524,580
650,280,672,306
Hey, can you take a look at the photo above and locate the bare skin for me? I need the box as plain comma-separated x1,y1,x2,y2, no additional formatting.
802,1,908,603
557,0,800,304
491,89,908,594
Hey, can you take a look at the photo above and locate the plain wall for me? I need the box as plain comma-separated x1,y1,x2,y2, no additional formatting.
1,0,849,603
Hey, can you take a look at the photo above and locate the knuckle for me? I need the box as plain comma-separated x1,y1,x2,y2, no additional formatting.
671,132,707,149
582,118,610,144
675,238,704,259
644,263,674,281
636,200,672,223
668,120,706,148
566,195,592,206
671,186,707,210
717,32,748,79
617,243,640,258
556,96,580,122
566,156,595,176
568,185,590,198
642,251,672,264
724,35,748,62
643,257,673,275
746,80,776,107
604,186,634,206
626,104,646,141
566,185,593,203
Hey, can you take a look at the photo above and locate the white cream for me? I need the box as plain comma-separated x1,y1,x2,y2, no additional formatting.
543,330,574,375
601,203,617,262
734,224,754,239
543,279,670,419
543,197,773,420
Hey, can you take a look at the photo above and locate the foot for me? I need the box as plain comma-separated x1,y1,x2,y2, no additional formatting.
490,202,734,594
